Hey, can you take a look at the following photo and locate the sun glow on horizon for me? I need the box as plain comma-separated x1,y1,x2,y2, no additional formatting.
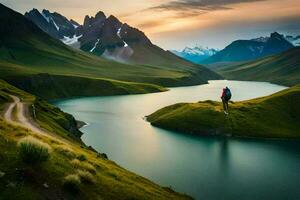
2,0,300,49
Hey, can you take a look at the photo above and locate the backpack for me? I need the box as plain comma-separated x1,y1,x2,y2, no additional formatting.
225,88,232,100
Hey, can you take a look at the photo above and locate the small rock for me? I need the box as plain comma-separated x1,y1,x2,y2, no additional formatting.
43,183,49,188
0,171,5,178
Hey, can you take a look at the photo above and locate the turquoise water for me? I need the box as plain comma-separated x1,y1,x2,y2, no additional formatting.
54,80,300,200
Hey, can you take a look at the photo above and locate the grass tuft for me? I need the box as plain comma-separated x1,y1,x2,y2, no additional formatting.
63,174,81,192
55,145,76,159
18,136,51,164
71,159,96,174
76,170,95,184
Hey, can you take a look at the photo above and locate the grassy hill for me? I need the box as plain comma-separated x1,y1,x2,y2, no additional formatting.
0,79,191,200
217,47,300,86
147,85,300,139
0,3,221,100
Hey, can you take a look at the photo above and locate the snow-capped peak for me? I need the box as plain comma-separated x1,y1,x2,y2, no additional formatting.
41,10,50,23
40,9,59,30
171,45,218,63
181,45,218,56
285,35,300,46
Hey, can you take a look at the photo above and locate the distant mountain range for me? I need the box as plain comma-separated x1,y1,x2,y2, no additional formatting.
25,9,192,66
171,45,218,63
252,35,300,47
171,32,296,65
216,47,300,86
203,32,294,64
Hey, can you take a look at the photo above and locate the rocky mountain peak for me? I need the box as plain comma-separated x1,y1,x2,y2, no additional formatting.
83,15,91,27
106,15,121,26
172,45,218,63
41,9,50,16
25,8,155,62
270,32,283,39
26,8,39,15
95,11,106,20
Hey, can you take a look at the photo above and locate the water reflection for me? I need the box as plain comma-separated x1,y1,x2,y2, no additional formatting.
219,138,230,175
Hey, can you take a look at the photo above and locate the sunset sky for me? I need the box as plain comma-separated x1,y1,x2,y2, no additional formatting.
2,0,300,49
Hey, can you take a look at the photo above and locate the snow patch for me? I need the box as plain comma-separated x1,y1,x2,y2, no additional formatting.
90,39,100,52
117,27,129,48
61,34,82,47
292,38,300,46
51,19,59,31
117,27,122,38
41,10,59,31
41,12,50,23
72,23,78,29
285,35,300,46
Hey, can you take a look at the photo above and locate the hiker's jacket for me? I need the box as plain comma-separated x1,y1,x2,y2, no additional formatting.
221,89,226,99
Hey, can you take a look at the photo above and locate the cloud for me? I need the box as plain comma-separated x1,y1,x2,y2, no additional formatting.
149,0,265,14
138,20,168,29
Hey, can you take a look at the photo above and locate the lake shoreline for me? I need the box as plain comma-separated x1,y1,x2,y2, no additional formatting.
147,85,300,139
55,80,297,200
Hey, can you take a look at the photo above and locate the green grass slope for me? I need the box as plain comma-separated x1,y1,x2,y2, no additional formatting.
0,3,221,100
217,47,300,86
0,79,192,200
0,79,82,139
7,73,167,100
147,85,300,139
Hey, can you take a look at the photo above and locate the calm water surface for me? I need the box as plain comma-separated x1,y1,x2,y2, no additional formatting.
54,80,300,200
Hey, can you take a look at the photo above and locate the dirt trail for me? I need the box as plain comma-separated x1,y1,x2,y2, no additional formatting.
4,95,48,135
3,95,72,145
3,96,17,123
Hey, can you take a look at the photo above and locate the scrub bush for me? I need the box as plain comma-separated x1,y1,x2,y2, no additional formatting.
77,170,95,184
63,174,81,192
18,136,51,164
71,159,96,174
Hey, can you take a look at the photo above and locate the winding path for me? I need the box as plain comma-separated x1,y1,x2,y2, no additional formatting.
3,95,75,146
4,95,47,135
5,95,47,135
3,95,17,123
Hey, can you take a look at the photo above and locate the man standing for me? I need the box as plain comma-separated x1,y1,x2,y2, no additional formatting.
221,87,231,115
